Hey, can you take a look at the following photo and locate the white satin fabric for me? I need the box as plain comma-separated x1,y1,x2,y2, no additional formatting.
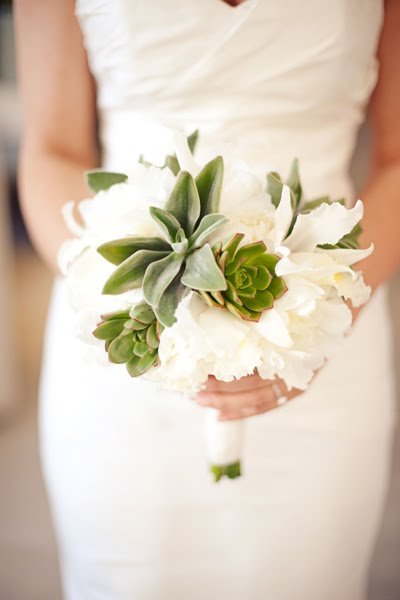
40,1,396,599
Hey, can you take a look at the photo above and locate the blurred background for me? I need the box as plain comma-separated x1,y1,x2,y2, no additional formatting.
0,3,399,599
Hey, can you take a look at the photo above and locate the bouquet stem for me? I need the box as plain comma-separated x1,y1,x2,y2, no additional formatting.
204,408,245,482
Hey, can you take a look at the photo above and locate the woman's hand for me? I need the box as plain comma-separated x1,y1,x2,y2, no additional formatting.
195,373,302,421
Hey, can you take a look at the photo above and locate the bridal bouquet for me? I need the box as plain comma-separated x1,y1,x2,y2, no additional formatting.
59,132,373,482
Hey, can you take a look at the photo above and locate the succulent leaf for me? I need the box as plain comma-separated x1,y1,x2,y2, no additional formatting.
86,170,128,193
164,171,201,236
143,252,184,307
98,236,170,265
149,206,182,243
286,158,302,207
181,244,227,291
153,272,186,328
102,249,169,295
188,213,227,250
195,156,224,221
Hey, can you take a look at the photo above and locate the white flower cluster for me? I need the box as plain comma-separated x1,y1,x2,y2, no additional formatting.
59,137,372,394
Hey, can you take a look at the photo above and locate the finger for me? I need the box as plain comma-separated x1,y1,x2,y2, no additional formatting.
195,385,276,412
217,384,303,420
199,373,268,394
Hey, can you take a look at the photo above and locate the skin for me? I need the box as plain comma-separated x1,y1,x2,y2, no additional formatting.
15,0,400,421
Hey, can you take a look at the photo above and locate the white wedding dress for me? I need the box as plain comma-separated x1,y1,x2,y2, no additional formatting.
40,1,396,599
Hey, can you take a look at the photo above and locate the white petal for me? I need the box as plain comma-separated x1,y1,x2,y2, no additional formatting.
315,244,374,266
273,184,293,244
256,308,293,348
285,199,364,252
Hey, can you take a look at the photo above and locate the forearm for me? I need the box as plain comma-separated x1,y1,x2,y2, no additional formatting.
19,143,95,273
356,160,400,291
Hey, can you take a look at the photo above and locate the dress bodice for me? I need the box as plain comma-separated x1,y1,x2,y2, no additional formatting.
75,0,383,198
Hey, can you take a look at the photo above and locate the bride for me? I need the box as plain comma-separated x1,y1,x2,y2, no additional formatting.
14,1,400,598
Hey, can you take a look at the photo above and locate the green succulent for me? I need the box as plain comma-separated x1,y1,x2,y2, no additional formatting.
200,233,287,322
266,159,361,249
139,130,199,176
93,302,163,377
95,157,228,328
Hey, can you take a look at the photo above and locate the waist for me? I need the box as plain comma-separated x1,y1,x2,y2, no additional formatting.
99,108,356,200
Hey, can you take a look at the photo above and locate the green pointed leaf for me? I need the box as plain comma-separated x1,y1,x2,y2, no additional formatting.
108,333,134,364
124,319,148,331
102,250,169,295
266,171,283,208
221,233,245,255
146,321,159,349
195,156,224,220
133,341,149,357
86,170,128,193
98,236,170,265
93,319,126,340
153,273,186,327
188,213,227,250
129,303,155,324
187,129,199,153
149,206,182,243
181,244,227,291
143,252,184,307
164,155,180,175
225,242,267,275
100,309,130,321
267,276,287,299
256,253,280,272
126,350,157,377
164,171,201,236
286,158,302,207
253,265,272,290
242,290,274,312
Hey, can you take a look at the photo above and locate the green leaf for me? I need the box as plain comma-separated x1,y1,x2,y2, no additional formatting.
102,249,169,295
153,272,185,327
98,236,170,265
266,171,283,208
86,170,128,193
108,333,134,363
187,129,199,153
124,319,148,331
100,309,130,321
146,321,160,349
181,244,227,291
267,276,287,299
164,171,201,236
253,265,272,290
149,206,182,244
133,341,149,357
188,213,227,250
143,252,184,307
256,253,280,272
164,155,180,176
225,242,267,275
93,318,126,340
195,156,224,220
126,350,157,377
286,158,302,207
242,289,274,312
129,303,155,324
221,233,245,255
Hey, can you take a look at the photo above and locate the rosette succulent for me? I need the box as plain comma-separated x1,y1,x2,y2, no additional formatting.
200,233,287,321
95,157,229,328
93,302,163,376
